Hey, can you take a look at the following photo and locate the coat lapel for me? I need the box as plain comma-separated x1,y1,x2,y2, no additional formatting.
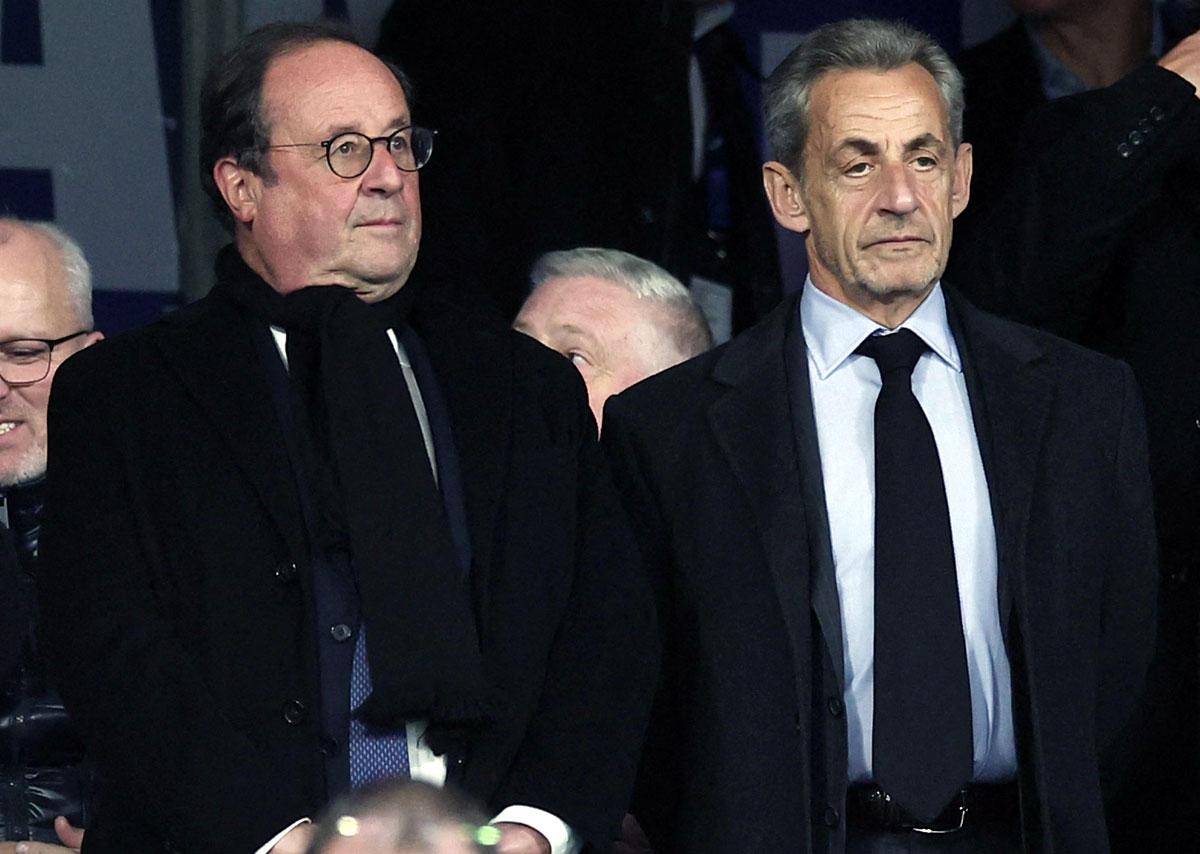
152,297,309,562
947,291,1054,628
706,298,837,691
410,304,510,580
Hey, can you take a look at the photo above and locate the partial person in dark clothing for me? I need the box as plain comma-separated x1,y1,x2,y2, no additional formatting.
0,218,102,851
37,21,653,854
375,1,780,338
948,13,1200,848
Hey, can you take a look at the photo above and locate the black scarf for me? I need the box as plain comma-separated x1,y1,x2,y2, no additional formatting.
211,247,494,732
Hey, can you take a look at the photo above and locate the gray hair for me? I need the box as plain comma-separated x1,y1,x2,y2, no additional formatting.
0,218,94,328
529,247,713,361
764,18,965,178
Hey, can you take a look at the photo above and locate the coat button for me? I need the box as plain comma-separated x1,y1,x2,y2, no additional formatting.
274,561,298,584
1117,142,1132,158
827,697,844,717
330,623,353,642
1150,105,1165,121
282,699,306,725
1129,130,1145,146
823,805,840,828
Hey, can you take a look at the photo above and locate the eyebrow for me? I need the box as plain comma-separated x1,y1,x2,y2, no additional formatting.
321,116,411,138
834,133,948,160
904,133,947,155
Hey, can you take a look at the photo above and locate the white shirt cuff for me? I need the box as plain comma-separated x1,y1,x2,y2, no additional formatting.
254,817,311,854
491,805,580,854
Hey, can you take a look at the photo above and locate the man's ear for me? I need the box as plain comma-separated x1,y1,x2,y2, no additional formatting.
762,161,810,235
950,142,973,219
212,156,258,225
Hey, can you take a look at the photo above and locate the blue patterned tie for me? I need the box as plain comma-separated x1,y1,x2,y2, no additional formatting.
349,625,410,787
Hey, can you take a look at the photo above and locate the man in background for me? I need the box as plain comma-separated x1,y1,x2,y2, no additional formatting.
0,218,102,852
514,248,712,430
307,780,496,854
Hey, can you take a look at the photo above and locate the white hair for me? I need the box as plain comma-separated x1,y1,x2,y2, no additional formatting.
0,218,94,328
529,247,713,360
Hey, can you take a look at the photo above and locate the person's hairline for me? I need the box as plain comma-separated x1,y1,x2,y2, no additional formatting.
0,217,94,330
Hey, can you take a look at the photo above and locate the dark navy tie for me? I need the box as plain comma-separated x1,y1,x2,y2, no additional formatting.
856,329,973,822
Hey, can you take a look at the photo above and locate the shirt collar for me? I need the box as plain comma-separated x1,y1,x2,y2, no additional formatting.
693,2,735,41
799,277,961,380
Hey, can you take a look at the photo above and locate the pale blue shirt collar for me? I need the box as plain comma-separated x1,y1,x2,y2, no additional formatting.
800,277,961,380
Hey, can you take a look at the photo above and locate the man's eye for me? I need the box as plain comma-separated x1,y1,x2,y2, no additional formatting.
567,352,591,368
388,136,410,153
913,155,938,169
1,347,45,363
844,162,871,176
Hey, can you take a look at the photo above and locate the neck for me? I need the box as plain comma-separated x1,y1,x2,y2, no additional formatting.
1027,0,1153,88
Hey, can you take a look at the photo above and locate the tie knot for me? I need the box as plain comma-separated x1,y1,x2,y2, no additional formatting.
855,328,928,378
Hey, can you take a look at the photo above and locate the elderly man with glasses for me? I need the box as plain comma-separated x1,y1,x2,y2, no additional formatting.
0,217,101,853
36,21,654,854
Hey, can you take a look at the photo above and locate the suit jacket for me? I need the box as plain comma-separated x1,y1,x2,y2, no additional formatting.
37,286,657,853
602,290,1157,853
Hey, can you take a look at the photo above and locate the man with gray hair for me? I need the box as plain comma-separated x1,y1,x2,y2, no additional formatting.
0,218,102,852
602,17,1156,852
515,248,712,430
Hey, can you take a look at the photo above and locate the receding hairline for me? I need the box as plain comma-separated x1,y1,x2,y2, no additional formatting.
257,38,411,137
0,217,94,329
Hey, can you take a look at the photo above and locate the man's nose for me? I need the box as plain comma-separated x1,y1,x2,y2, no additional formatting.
360,140,407,193
878,162,919,215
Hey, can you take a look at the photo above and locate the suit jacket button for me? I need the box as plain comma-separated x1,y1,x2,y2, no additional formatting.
330,623,353,642
274,561,298,584
1129,130,1145,146
1117,142,1132,158
827,696,844,717
823,805,840,828
1150,105,1165,121
282,699,306,725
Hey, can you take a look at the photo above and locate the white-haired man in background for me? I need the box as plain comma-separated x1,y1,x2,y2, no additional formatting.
515,248,713,430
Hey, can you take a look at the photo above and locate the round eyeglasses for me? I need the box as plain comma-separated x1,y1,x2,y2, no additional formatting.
259,126,437,179
0,331,92,387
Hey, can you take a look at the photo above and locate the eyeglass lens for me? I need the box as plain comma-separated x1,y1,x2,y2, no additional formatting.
0,340,53,385
326,127,434,178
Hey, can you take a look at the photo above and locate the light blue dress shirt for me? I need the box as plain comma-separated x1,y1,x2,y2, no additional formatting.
800,280,1017,784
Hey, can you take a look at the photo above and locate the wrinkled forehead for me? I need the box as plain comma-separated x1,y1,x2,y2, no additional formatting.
807,64,950,153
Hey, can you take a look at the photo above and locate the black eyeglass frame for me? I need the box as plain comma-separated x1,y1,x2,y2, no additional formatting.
257,126,437,179
0,330,93,387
